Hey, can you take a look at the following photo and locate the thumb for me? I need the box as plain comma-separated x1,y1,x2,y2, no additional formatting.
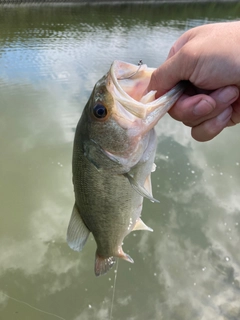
147,54,183,98
147,31,192,97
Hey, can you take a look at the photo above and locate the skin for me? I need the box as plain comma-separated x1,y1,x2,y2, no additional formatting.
147,21,240,141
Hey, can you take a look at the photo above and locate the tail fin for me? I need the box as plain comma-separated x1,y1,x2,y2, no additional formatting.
94,250,134,276
95,254,116,276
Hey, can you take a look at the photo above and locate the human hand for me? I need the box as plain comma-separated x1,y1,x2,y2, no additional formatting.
148,22,240,141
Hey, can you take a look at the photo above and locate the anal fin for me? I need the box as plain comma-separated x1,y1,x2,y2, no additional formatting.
67,203,90,252
132,218,153,232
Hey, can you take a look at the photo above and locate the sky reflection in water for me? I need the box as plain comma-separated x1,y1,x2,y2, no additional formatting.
0,3,240,320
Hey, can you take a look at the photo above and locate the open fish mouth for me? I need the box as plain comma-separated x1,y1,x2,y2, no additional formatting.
109,60,186,119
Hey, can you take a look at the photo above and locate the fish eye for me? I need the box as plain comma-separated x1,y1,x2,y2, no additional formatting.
93,104,107,119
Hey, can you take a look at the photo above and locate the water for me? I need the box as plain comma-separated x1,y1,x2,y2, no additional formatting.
0,2,240,320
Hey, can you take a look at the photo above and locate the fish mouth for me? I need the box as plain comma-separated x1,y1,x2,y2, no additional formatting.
109,60,185,120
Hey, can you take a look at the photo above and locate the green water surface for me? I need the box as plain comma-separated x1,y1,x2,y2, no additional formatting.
0,2,240,320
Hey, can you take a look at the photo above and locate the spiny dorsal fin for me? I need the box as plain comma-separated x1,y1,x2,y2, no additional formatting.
67,203,90,252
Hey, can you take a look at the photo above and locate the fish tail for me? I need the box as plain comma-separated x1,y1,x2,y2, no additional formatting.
94,250,134,276
94,253,116,277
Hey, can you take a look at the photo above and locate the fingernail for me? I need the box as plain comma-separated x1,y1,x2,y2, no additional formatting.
193,99,214,116
218,87,238,103
216,106,232,122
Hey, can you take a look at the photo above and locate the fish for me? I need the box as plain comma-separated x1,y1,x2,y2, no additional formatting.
67,60,185,276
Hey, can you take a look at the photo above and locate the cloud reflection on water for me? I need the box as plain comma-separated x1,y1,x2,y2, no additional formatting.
0,6,240,320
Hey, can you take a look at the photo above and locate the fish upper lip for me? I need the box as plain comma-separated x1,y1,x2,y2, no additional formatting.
109,61,150,119
109,61,185,120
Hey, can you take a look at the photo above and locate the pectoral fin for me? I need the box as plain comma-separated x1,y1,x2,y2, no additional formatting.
83,140,130,173
67,203,90,252
124,173,159,203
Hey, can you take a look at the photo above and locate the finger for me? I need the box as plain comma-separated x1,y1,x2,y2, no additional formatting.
227,98,240,126
187,86,239,127
169,86,239,127
169,94,216,124
191,106,232,142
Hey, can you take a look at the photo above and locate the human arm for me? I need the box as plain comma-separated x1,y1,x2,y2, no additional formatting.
148,21,240,141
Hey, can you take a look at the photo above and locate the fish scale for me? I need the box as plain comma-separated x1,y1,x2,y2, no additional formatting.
67,60,185,276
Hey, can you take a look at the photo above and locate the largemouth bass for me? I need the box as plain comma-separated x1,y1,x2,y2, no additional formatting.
67,60,185,276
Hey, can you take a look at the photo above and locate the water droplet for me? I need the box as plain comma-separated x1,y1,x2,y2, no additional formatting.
166,156,169,159
225,256,230,262
191,170,195,174
202,267,207,272
88,304,92,309
154,273,157,276
193,282,197,286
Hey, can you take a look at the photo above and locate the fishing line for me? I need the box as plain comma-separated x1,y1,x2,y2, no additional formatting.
1,292,66,320
117,60,143,80
109,258,119,320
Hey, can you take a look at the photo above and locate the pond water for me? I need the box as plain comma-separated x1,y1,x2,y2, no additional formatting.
0,2,240,320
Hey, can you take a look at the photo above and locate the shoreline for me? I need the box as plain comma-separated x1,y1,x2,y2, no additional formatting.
0,0,238,4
